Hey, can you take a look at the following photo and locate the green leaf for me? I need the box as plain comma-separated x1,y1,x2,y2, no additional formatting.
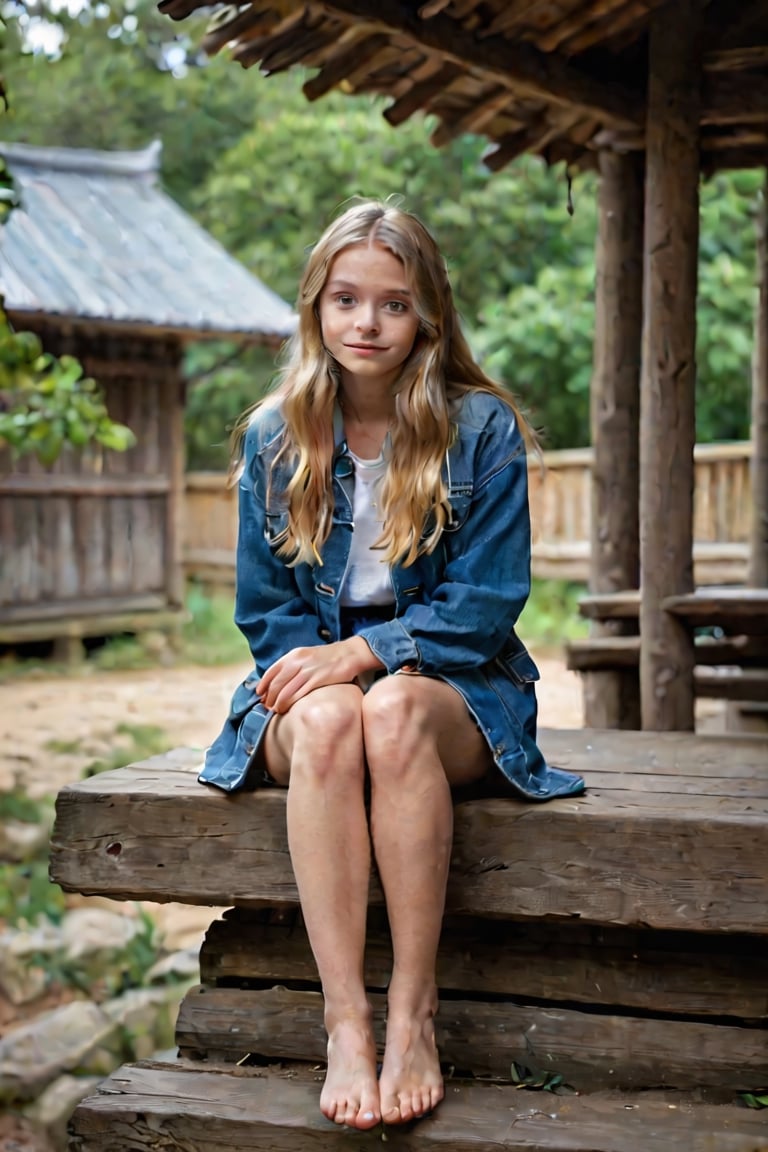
740,1092,768,1109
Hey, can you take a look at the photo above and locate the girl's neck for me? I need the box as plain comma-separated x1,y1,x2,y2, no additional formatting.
338,387,394,458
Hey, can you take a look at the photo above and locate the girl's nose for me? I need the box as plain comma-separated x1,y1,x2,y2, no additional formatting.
355,306,379,333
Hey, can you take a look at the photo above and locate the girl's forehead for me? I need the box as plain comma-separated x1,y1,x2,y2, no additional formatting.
327,241,407,281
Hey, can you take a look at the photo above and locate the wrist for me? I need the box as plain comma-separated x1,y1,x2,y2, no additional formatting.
344,634,385,672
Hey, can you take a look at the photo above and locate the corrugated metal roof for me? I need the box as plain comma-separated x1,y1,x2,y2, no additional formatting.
0,140,296,341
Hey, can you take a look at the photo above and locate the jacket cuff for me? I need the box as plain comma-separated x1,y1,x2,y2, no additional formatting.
357,618,421,673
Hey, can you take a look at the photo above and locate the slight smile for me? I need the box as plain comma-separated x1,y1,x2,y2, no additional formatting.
345,343,387,354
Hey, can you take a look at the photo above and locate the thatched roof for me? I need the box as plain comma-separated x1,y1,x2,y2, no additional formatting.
0,140,296,341
157,0,768,173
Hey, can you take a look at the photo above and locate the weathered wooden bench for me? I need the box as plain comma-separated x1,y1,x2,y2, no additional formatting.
569,587,768,728
52,729,768,1152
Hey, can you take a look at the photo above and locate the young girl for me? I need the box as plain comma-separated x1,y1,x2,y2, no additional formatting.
201,200,584,1131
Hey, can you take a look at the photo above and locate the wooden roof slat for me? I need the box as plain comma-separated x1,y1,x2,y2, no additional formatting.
481,1,549,41
202,5,286,56
563,0,668,55
483,112,581,171
706,45,768,72
384,59,465,125
316,0,643,128
702,71,768,126
258,20,342,73
302,32,391,99
537,0,629,54
430,85,514,147
418,0,451,17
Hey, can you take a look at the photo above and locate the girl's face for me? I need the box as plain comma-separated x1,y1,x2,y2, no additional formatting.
318,242,420,393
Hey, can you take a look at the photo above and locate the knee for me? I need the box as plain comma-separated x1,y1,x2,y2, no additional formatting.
363,676,434,777
289,687,364,786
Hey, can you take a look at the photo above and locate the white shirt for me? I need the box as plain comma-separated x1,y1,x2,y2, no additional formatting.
339,449,394,607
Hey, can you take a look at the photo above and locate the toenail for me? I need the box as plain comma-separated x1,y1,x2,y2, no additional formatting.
363,1112,375,1121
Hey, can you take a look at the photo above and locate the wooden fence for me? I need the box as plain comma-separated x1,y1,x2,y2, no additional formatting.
184,441,752,587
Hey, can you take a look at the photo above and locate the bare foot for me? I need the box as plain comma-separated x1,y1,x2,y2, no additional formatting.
320,1017,381,1130
379,1012,444,1124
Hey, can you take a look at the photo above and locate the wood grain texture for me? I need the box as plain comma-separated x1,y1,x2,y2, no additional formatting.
200,910,768,1019
175,984,768,1091
67,1060,768,1152
49,736,768,932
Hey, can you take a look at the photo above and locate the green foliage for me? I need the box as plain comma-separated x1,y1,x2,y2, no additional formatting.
0,788,43,823
740,1091,768,1109
0,858,67,925
0,330,136,464
184,342,278,470
80,722,170,777
522,580,589,649
182,583,244,666
510,1061,577,1094
1,1,761,450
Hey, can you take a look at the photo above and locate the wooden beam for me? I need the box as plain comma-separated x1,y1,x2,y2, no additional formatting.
703,72,768,125
749,170,768,587
317,0,643,128
586,148,644,729
639,0,703,731
705,45,768,72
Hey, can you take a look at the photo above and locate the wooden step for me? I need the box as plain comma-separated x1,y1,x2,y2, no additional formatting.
201,910,768,1019
175,983,768,1092
49,732,768,933
68,1059,768,1152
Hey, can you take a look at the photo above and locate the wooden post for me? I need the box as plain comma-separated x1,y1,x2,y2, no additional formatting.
585,149,644,729
639,0,703,731
748,172,768,589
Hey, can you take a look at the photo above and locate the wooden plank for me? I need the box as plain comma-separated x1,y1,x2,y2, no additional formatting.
751,169,768,586
0,474,170,496
566,635,768,671
662,588,768,632
695,668,768,703
579,590,641,620
48,741,768,932
175,984,768,1091
69,1061,768,1152
0,607,184,645
201,911,768,1019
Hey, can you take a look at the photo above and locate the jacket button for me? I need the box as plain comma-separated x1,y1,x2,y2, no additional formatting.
319,628,331,640
245,745,255,755
494,745,504,757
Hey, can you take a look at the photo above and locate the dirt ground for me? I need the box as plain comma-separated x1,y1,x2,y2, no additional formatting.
0,651,583,1152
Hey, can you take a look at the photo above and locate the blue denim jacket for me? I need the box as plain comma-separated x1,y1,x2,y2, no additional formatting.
200,390,585,801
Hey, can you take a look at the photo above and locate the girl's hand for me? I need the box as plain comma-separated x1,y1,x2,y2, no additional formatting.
256,636,384,713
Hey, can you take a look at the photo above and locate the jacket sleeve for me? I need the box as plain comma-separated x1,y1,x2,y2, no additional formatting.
359,406,532,674
234,424,324,673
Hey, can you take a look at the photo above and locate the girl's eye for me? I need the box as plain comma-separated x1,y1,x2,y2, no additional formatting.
386,300,407,313
336,294,356,306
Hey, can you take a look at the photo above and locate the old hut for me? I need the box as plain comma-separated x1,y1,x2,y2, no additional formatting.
0,140,294,658
155,0,768,732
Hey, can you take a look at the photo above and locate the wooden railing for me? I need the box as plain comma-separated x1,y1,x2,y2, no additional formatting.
184,442,752,587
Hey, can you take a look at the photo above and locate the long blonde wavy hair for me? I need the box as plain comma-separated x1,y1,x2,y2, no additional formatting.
233,199,531,568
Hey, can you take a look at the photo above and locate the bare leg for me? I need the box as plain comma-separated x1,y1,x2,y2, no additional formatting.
263,684,380,1129
362,675,491,1124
